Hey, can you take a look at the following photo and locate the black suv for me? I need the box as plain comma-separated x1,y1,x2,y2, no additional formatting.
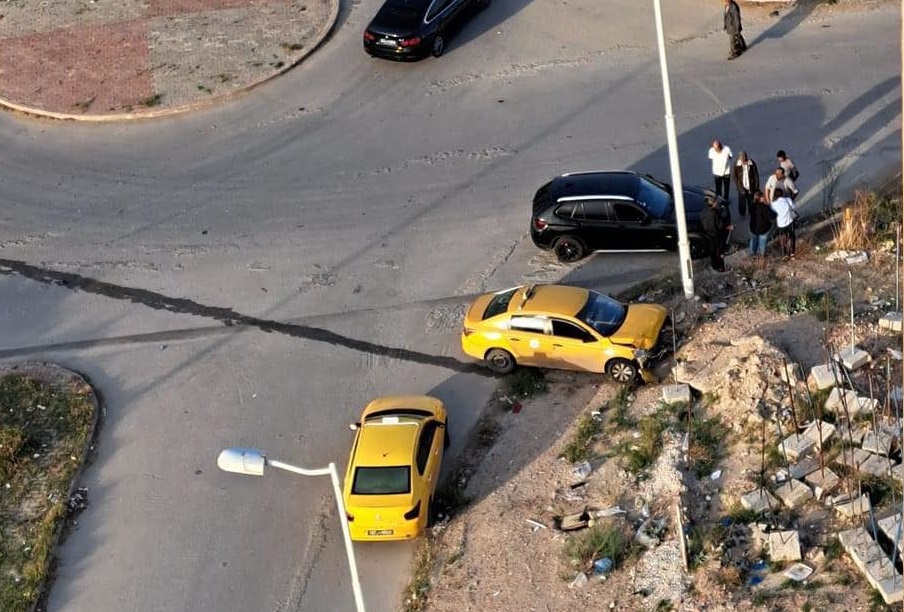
530,171,718,263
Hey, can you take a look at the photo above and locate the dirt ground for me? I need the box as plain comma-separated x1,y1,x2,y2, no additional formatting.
414,204,904,612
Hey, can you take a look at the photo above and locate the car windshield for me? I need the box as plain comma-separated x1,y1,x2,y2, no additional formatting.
634,176,671,218
352,466,411,495
576,291,627,336
483,288,518,320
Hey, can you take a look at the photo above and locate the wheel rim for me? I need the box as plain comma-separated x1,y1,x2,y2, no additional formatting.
557,239,581,262
433,36,444,55
489,351,511,370
609,361,635,383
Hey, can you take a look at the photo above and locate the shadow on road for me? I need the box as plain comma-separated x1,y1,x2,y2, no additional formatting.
746,0,820,50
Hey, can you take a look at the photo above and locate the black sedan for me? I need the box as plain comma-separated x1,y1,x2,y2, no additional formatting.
530,171,722,263
363,0,489,61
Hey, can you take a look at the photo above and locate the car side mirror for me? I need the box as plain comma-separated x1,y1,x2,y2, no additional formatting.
348,422,360,431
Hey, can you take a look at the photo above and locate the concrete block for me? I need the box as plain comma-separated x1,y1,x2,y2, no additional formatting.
802,420,835,448
774,479,814,509
876,514,903,544
661,384,691,405
834,494,872,517
880,312,903,332
863,430,895,456
837,422,869,445
861,452,891,477
788,455,822,480
780,433,815,462
809,365,838,390
825,387,859,414
835,447,874,470
741,489,780,513
890,464,904,483
804,468,840,500
764,530,802,562
838,346,871,371
851,396,879,417
890,387,903,403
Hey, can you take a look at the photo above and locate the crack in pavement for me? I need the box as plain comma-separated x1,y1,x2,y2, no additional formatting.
0,258,482,374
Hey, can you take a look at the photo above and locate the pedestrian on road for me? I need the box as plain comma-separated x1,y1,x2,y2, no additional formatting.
776,149,800,181
748,190,775,257
708,140,733,202
765,167,799,202
732,150,759,217
700,195,733,272
724,0,746,60
770,188,797,258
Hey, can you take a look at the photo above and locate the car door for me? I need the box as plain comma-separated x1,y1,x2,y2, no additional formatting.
548,318,605,373
610,200,664,250
567,199,622,251
415,420,439,499
506,315,553,367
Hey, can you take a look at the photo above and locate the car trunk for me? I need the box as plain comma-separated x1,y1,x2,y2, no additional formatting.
348,493,415,530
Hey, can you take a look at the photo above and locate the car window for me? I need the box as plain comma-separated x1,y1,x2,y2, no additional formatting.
635,177,671,218
551,319,596,342
415,421,437,474
612,202,646,222
426,0,454,20
554,202,576,219
582,200,611,221
509,315,546,333
575,290,627,336
352,466,411,495
483,288,517,320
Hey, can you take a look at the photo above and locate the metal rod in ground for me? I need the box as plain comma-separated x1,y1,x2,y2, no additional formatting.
872,372,897,512
848,269,856,353
670,307,679,384
774,402,794,490
783,358,800,431
799,363,827,478
832,350,862,498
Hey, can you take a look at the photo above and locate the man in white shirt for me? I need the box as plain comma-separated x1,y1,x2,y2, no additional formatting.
708,140,733,202
764,167,799,202
769,188,797,258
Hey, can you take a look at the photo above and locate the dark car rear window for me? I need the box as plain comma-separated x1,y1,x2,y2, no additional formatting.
532,182,553,213
576,290,627,336
352,466,411,495
483,288,518,320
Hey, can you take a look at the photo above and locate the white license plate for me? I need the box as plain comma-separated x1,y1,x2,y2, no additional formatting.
377,38,397,47
367,529,394,536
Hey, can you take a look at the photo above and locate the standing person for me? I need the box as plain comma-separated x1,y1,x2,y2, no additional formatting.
723,0,746,60
770,188,797,259
765,167,799,202
732,150,759,217
748,190,775,257
708,140,733,202
700,196,732,272
776,150,800,181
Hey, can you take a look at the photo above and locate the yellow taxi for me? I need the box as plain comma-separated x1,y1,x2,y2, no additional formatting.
343,395,448,541
461,284,668,383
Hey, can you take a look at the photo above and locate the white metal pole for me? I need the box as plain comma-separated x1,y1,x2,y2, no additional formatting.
653,0,695,300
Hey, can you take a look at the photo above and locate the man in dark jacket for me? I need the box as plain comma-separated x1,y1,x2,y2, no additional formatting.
732,151,759,218
723,0,746,60
748,191,775,257
700,196,732,272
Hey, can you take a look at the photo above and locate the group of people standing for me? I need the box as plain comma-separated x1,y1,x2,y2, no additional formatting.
702,140,802,272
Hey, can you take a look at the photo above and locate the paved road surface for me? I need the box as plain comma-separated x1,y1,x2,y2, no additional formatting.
0,1,899,611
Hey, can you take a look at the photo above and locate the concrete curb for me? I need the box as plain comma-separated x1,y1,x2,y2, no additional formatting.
0,361,101,612
0,0,341,122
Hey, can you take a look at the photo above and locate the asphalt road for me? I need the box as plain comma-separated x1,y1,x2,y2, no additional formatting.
0,1,900,611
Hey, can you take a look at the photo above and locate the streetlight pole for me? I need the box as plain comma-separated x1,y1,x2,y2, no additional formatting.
217,448,366,612
652,0,695,299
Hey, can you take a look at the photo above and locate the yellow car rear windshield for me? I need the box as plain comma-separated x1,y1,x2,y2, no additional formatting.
483,288,518,319
352,466,411,495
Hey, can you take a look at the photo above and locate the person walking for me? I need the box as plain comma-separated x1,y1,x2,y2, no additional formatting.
700,195,733,272
765,167,799,202
708,140,733,202
732,150,759,217
723,0,746,60
776,150,799,181
748,190,775,257
770,188,797,259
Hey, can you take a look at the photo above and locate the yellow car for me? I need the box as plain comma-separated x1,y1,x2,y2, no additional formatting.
343,395,448,541
461,284,668,383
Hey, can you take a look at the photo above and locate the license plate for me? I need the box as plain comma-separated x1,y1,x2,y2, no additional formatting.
367,529,394,536
377,38,397,47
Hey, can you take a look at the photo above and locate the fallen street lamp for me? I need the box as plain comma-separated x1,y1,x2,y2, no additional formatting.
217,447,366,612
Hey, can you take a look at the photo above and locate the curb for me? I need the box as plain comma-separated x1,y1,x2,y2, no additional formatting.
0,361,102,612
0,0,341,122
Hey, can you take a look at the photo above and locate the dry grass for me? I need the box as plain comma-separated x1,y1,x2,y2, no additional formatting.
832,190,899,251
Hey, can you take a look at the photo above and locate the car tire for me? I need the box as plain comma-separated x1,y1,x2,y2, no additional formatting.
689,235,709,259
485,348,515,375
431,34,445,58
426,497,434,527
606,358,638,384
552,236,586,263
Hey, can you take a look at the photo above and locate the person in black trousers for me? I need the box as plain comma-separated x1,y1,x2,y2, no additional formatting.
732,151,759,218
700,196,733,272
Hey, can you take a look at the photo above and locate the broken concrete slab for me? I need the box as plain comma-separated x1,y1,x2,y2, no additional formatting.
780,433,815,462
833,494,872,517
788,455,822,480
661,384,691,406
802,420,835,448
764,530,802,562
835,447,874,470
837,346,871,371
809,364,838,390
804,468,841,500
741,489,780,513
852,396,879,417
880,312,903,333
774,479,814,509
784,562,814,582
877,514,903,545
824,387,860,414
840,527,904,604
889,464,904,483
863,430,896,456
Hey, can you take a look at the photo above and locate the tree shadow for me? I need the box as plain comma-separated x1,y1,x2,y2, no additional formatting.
746,0,820,50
